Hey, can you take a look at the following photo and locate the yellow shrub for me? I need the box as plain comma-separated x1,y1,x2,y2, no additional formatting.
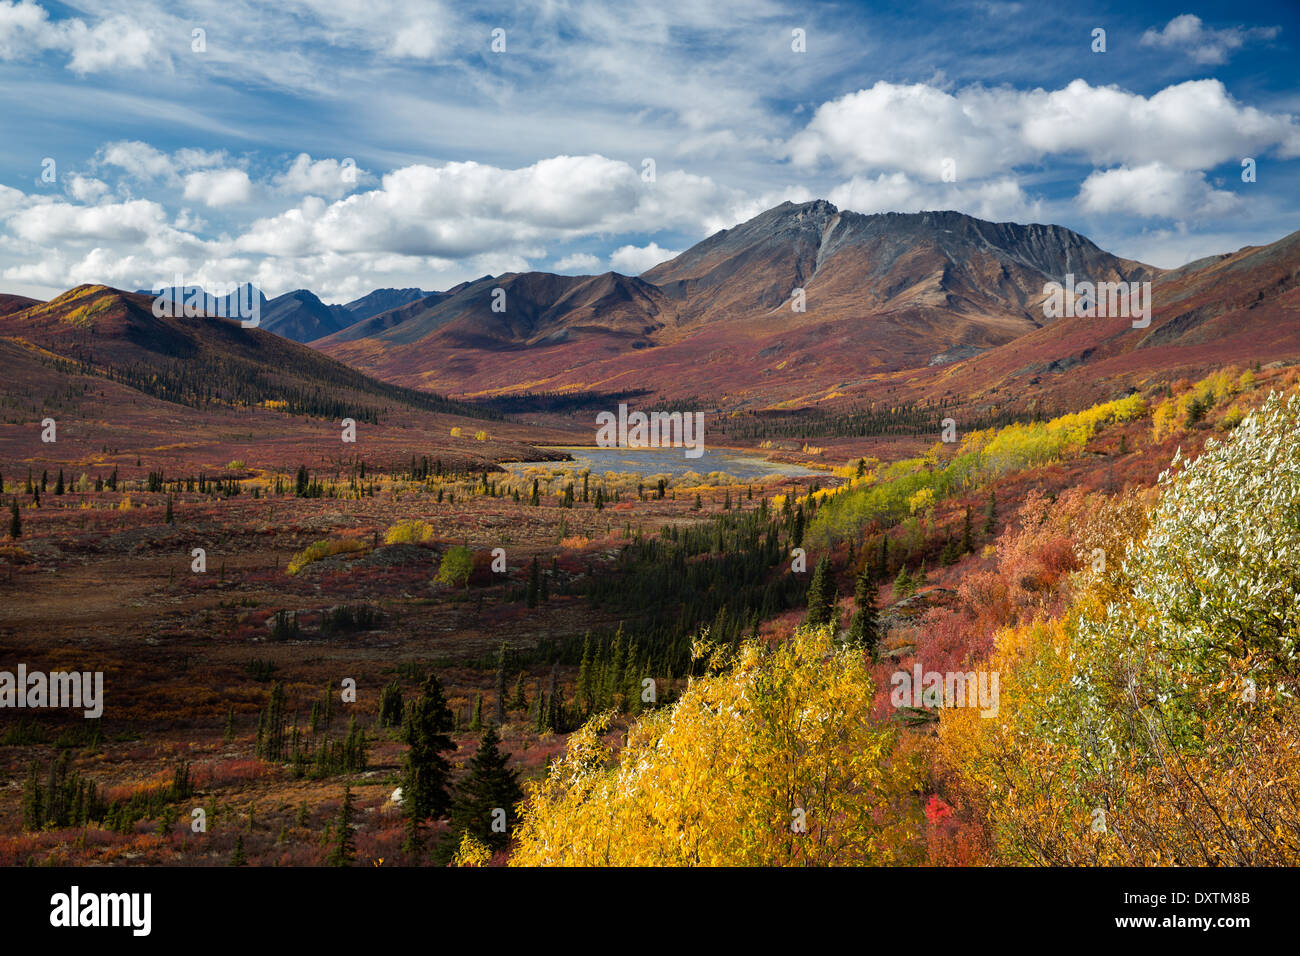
453,833,492,866
511,626,925,866
384,519,434,545
287,538,367,575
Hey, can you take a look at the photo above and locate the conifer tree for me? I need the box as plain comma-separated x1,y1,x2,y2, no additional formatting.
846,566,881,658
961,505,973,553
469,692,483,731
510,672,527,712
229,834,247,866
378,680,404,728
576,635,593,714
494,642,507,725
805,555,837,628
982,489,997,535
450,725,523,852
894,564,915,599
605,629,625,709
401,674,455,852
328,785,356,866
54,469,64,495
8,499,18,540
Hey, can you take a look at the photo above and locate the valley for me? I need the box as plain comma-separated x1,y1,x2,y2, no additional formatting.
1,200,1298,868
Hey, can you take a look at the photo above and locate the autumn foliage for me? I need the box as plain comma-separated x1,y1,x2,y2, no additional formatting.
511,625,925,865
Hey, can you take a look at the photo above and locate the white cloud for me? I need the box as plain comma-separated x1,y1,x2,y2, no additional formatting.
60,14,156,73
554,252,602,272
274,154,367,199
388,18,442,58
8,198,172,244
789,79,1300,178
1140,14,1279,65
0,2,158,73
1078,163,1240,219
829,173,1043,222
96,141,177,181
0,182,30,217
65,174,109,203
236,155,733,260
609,242,680,275
789,82,1023,180
182,168,254,207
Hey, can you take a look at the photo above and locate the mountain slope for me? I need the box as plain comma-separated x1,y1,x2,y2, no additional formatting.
343,288,439,322
260,289,356,343
315,200,1162,400
0,284,494,422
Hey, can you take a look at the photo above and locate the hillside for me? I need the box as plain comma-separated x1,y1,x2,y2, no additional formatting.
0,284,574,475
260,289,357,342
312,200,1207,405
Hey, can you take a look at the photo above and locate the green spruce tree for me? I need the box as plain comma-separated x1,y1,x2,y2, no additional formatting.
449,725,523,852
805,555,838,628
328,785,356,866
401,674,455,852
846,566,882,658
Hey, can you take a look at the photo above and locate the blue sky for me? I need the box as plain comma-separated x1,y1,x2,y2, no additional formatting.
0,0,1297,302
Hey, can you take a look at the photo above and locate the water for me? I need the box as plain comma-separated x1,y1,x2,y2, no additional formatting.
507,446,824,480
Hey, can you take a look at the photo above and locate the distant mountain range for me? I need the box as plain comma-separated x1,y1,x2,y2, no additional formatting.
21,200,1300,417
141,285,436,343
2,284,489,422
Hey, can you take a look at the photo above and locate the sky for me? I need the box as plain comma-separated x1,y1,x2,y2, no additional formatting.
0,0,1297,303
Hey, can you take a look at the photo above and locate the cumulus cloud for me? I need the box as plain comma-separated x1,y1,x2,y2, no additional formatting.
0,1,158,73
274,154,368,199
182,169,254,207
96,141,176,181
95,142,228,185
1140,14,1279,65
789,79,1300,178
1078,163,1240,219
609,242,681,275
236,155,732,260
65,174,109,203
554,252,602,272
829,173,1044,223
8,198,172,244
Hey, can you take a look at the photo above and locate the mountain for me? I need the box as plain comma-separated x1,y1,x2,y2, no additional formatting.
136,283,268,320
643,201,1156,326
0,284,490,419
343,288,440,322
0,284,569,475
260,289,356,343
902,225,1300,416
315,200,1164,401
0,293,41,317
